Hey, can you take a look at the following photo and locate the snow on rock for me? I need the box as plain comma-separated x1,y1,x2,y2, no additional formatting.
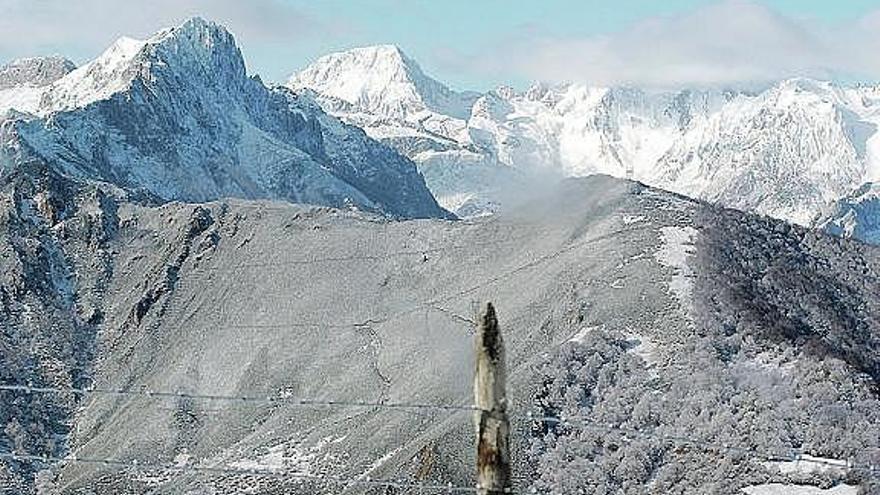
762,455,849,476
292,48,880,231
0,18,449,220
741,483,859,495
567,325,602,344
653,226,698,307
229,435,347,476
622,214,648,225
821,182,880,243
0,56,76,89
0,56,76,115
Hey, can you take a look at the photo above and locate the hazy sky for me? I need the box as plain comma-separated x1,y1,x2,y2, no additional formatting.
3,0,880,90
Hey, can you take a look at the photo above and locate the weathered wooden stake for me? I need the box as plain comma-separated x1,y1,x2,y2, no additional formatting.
474,302,511,495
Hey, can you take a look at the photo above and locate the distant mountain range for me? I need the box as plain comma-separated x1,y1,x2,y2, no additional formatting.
0,19,449,220
6,24,880,242
290,45,880,243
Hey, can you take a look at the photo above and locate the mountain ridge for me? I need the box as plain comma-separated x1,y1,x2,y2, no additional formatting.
0,19,450,220
289,46,880,239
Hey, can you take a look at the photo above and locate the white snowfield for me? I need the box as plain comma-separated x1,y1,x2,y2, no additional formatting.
0,36,147,116
290,46,880,233
653,226,698,309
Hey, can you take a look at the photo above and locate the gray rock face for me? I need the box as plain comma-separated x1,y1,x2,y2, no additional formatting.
1,174,877,494
821,182,880,244
0,161,117,492
0,57,76,89
1,19,449,220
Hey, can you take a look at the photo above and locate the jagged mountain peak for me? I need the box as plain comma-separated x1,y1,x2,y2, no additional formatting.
292,44,420,89
289,44,475,120
34,17,243,114
1,19,448,220
146,16,242,64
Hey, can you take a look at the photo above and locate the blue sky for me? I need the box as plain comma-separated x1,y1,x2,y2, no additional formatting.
3,0,880,90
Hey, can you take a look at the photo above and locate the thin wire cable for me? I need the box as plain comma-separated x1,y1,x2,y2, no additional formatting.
0,452,481,492
0,384,478,412
0,226,642,418
533,415,879,474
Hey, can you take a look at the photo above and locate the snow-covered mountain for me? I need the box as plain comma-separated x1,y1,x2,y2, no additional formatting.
0,56,76,116
3,174,878,494
655,79,880,225
0,21,449,219
289,45,509,216
290,46,880,236
1,26,878,495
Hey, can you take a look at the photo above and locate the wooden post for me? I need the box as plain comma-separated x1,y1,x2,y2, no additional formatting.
474,302,511,495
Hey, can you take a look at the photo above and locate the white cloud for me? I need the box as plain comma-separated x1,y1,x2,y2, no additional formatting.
468,0,880,89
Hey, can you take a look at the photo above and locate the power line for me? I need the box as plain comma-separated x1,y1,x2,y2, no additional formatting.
0,227,640,418
0,384,478,412
0,451,484,493
533,415,879,475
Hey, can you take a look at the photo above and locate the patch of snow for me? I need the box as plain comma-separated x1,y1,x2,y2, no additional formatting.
653,226,698,307
763,455,849,475
622,214,648,225
131,472,168,488
356,446,403,480
568,326,601,344
229,435,346,476
173,451,192,467
0,86,44,115
750,351,798,375
741,483,858,495
623,331,661,369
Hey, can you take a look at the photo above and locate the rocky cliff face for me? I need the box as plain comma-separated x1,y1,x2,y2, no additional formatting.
0,159,118,492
